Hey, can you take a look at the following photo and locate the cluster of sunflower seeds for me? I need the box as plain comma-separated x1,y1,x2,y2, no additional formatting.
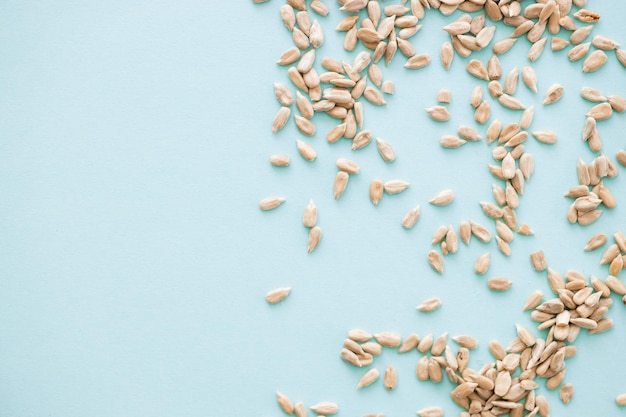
565,154,617,226
595,231,626,277
442,13,496,60
580,88,626,152
275,391,339,417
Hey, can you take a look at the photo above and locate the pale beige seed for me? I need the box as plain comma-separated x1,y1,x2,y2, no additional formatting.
352,130,372,151
348,329,372,342
582,50,607,73
571,25,594,45
417,333,433,354
470,85,483,108
606,275,626,295
276,391,295,414
398,333,420,353
488,80,503,98
523,290,543,311
518,224,534,235
543,84,564,105
459,221,471,245
425,105,450,121
552,37,570,51
294,402,307,417
488,277,512,291
356,368,380,389
374,331,401,347
476,25,496,47
587,102,613,120
381,80,394,94
259,196,286,211
528,37,547,62
452,335,477,349
474,100,490,124
437,89,451,104
465,59,489,80
416,297,442,312
581,87,606,103
480,201,503,219
474,252,490,275
428,250,444,274
503,67,519,95
520,106,534,129
608,95,626,112
532,130,557,144
301,199,318,228
617,49,626,68
568,42,591,61
363,87,386,106
402,205,421,229
493,37,517,55
429,189,454,206
440,41,453,70
522,66,538,93
470,221,492,242
296,139,316,161
369,179,384,206
404,53,431,69
617,393,626,406
501,153,515,179
499,94,526,110
310,0,329,16
384,179,410,194
588,318,613,334
326,123,346,144
487,119,502,144
310,402,338,415
573,9,600,23
615,231,626,252
277,47,301,66
266,287,291,304
279,4,296,30
494,370,512,396
273,106,291,133
375,138,396,162
457,126,481,141
440,135,466,148
416,406,443,417
334,171,349,200
307,226,322,253
270,154,290,167
336,158,359,174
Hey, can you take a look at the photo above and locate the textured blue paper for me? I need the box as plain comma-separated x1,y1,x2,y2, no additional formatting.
0,1,625,416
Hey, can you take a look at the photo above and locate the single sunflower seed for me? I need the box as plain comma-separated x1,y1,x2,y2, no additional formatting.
266,287,291,304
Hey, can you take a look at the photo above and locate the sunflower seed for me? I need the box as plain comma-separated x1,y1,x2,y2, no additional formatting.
333,172,349,200
499,94,526,110
440,41,453,70
369,179,384,206
528,37,547,61
416,406,443,417
532,130,557,144
518,224,534,235
381,80,394,94
496,236,511,256
474,100,491,124
521,66,538,94
384,180,410,194
493,37,516,55
356,368,380,389
307,226,322,253
582,50,607,73
551,37,570,51
428,250,444,274
586,102,613,120
259,196,286,211
405,53,431,69
310,402,338,415
440,135,466,148
459,221,471,245
429,189,455,206
543,84,564,105
425,105,450,121
272,107,291,133
617,393,626,406
573,9,600,23
470,221,492,242
374,331,401,347
398,333,420,353
266,287,291,304
402,205,421,229
416,297,442,312
466,59,489,80
276,392,295,414
608,95,626,112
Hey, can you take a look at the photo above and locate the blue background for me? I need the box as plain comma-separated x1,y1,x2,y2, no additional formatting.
0,1,625,416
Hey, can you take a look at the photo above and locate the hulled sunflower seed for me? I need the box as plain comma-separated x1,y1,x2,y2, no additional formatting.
425,105,450,121
518,223,534,235
336,158,360,174
398,334,420,353
488,277,513,291
402,205,421,229
384,179,410,194
528,37,547,61
428,250,444,274
474,252,491,274
356,368,380,389
530,250,547,271
474,100,491,124
470,221,492,242
522,66,538,93
376,138,396,162
617,393,626,406
466,59,489,80
440,41,453,70
296,139,317,161
310,402,338,415
266,287,291,304
429,189,455,206
260,196,286,211
440,135,466,148
307,226,322,253
273,106,291,133
416,406,443,417
459,221,471,245
581,87,606,102
270,154,290,167
570,25,593,45
405,53,431,69
608,95,626,112
543,84,564,105
416,297,442,312
573,9,600,23
499,94,526,110
374,331,401,347
276,392,295,414
523,290,544,311
369,179,384,206
586,102,613,120
582,50,607,73
552,37,570,51
493,37,516,55
334,171,349,200
532,130,557,144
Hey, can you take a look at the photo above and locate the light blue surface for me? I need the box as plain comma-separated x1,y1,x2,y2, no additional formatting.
0,1,625,416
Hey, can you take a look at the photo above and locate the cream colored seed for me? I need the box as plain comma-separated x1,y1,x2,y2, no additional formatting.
348,329,372,342
570,25,593,44
376,138,396,162
452,335,477,349
405,53,431,69
334,172,349,200
384,179,410,194
356,368,380,389
259,196,286,211
523,290,543,311
296,139,316,161
440,41,453,70
302,199,317,228
493,37,516,55
608,95,626,112
582,50,608,73
336,158,359,174
532,130,557,144
369,179,384,206
474,100,491,124
522,66,538,93
374,331,401,347
276,392,295,415
466,59,489,80
398,333,420,353
416,297,442,312
499,94,526,110
543,84,564,105
266,287,291,304
381,80,394,94
416,406,443,417
552,37,570,51
437,89,452,104
428,250,444,274
429,189,455,206
310,402,338,416
425,105,450,121
402,205,421,229
616,393,626,406
528,37,547,61
272,106,291,133
307,226,322,253
270,154,290,167
587,102,613,120
474,252,490,275
568,42,591,61
440,135,466,148
459,221,471,245
518,223,534,235
488,277,513,291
